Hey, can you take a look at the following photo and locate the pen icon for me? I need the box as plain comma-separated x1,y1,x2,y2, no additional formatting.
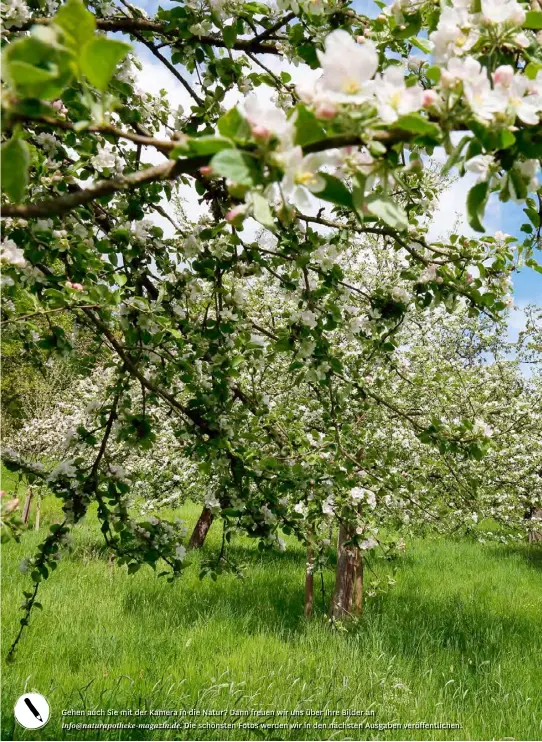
24,697,43,722
15,692,49,728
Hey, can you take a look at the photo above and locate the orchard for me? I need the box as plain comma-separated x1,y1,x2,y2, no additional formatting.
1,0,541,687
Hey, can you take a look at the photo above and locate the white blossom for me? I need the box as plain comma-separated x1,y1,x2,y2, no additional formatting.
0,239,26,268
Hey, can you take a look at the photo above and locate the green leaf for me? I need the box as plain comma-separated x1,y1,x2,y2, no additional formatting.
314,174,353,208
392,12,422,38
217,107,251,141
2,37,75,100
410,37,431,54
1,137,30,203
525,258,542,274
525,207,540,228
211,149,260,186
395,114,441,140
426,66,441,84
80,37,131,91
222,24,237,48
54,0,96,52
297,44,319,69
366,195,408,231
293,106,326,147
442,134,471,176
176,136,233,158
113,272,128,287
252,192,275,229
497,129,516,149
524,10,542,28
525,62,542,80
466,181,489,232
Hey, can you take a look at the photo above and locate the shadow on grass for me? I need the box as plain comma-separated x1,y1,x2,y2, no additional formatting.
122,562,310,634
118,561,538,671
489,542,542,569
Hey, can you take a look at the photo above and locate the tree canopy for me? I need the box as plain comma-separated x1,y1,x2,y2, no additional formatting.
1,0,541,655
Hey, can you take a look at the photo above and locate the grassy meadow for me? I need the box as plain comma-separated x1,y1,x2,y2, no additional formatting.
1,467,541,741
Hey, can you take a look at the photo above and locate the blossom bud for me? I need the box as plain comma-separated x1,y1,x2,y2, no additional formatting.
52,99,67,115
66,281,84,291
510,6,526,24
492,65,514,86
377,13,386,21
225,205,246,224
513,31,529,47
466,273,473,284
199,165,213,176
315,101,337,120
356,35,365,43
5,497,20,513
440,70,454,88
346,9,355,15
251,124,271,140
422,90,438,108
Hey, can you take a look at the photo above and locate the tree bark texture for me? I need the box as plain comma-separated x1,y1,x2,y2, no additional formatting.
329,523,364,620
305,544,314,618
188,506,215,549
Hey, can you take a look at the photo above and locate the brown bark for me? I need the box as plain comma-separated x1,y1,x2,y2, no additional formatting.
305,544,314,618
188,506,215,549
527,507,542,543
329,523,364,621
22,489,33,525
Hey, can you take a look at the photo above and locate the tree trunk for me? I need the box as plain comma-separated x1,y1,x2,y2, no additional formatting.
527,507,542,543
305,543,314,618
188,506,215,549
34,492,41,531
22,488,33,525
329,522,363,621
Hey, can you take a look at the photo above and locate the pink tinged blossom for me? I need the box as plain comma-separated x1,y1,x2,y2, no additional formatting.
66,281,84,291
52,99,68,115
493,65,514,86
422,90,438,107
251,124,271,140
314,101,337,119
199,166,213,176
513,31,530,48
225,206,246,223
244,95,289,138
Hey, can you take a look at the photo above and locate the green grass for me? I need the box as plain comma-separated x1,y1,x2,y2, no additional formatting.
1,478,541,741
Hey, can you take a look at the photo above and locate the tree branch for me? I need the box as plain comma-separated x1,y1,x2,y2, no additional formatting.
15,16,281,55
1,133,412,219
132,33,205,106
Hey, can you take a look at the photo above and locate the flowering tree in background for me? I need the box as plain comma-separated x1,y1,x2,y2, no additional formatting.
1,0,542,655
